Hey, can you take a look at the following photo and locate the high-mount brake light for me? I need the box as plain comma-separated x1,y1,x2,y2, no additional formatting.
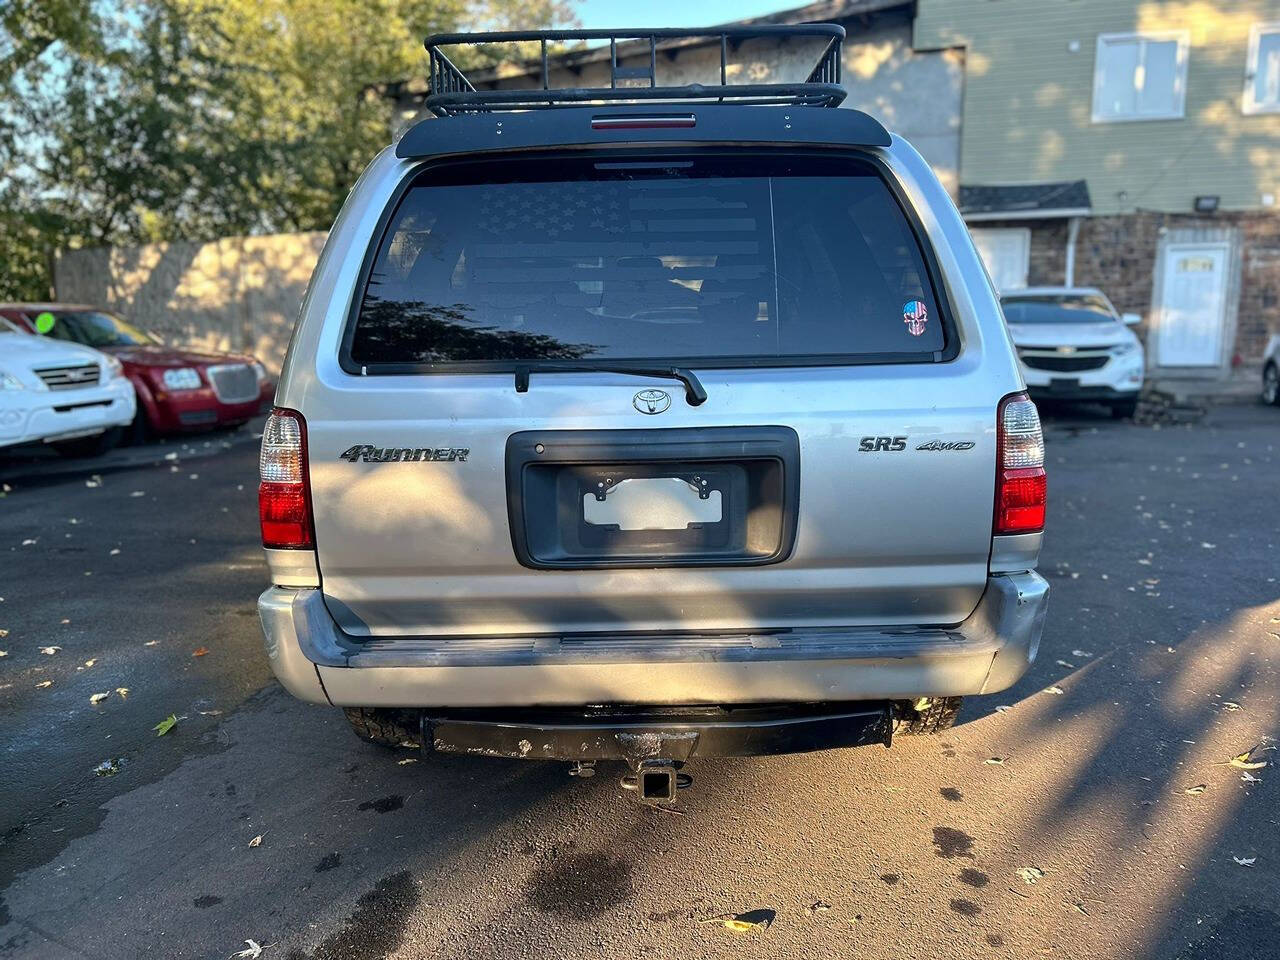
995,392,1046,535
259,408,313,549
591,114,697,130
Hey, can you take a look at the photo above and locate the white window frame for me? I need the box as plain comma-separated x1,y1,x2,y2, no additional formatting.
1243,21,1280,115
1091,31,1190,124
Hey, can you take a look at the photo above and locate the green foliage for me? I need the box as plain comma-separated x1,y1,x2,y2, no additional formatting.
0,0,575,299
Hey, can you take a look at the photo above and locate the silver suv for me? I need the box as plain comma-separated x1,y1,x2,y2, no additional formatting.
257,25,1048,803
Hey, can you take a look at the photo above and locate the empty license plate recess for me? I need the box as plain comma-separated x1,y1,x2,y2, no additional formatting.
583,477,723,531
506,427,800,569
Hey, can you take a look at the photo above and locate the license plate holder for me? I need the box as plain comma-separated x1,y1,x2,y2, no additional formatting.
583,475,723,531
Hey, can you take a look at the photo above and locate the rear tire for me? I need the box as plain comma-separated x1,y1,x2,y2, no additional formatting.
1264,362,1280,407
342,707,420,748
49,427,122,458
893,697,962,736
1110,398,1139,420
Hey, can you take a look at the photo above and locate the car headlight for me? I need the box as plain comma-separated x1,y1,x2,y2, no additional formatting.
0,370,25,391
162,367,202,390
103,356,124,380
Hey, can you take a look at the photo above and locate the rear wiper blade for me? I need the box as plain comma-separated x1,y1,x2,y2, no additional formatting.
514,364,707,406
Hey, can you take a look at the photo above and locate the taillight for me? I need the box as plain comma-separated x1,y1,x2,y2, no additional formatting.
259,408,312,549
995,392,1046,535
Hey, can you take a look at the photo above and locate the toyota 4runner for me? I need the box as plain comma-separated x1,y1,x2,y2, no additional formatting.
257,25,1049,804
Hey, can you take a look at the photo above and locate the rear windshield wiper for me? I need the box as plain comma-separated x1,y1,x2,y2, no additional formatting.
514,364,707,406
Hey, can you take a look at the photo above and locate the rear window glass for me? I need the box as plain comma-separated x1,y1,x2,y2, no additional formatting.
348,154,945,367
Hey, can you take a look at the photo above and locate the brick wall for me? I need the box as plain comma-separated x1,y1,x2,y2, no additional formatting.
1002,212,1280,363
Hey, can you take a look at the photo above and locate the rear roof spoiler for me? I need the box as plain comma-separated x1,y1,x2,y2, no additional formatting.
395,104,891,160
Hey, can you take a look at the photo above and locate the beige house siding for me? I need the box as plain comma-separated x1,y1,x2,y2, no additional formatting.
915,0,1280,215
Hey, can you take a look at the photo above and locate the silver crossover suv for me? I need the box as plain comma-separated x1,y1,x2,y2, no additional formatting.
257,25,1048,803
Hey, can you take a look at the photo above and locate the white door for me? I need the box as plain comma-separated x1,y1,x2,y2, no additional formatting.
969,227,1030,291
1157,243,1229,367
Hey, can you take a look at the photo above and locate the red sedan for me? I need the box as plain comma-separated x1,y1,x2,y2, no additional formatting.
2,304,274,441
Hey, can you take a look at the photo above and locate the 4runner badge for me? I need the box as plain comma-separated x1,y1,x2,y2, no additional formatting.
338,445,469,463
633,389,672,415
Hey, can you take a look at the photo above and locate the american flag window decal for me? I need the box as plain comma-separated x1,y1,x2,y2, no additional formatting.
350,154,941,366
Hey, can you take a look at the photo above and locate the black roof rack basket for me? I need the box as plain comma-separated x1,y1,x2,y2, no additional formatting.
423,26,846,117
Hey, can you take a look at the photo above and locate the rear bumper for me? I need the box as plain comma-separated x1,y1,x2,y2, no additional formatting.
257,571,1049,707
425,703,892,762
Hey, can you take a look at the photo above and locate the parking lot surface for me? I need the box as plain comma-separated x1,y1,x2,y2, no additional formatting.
0,407,1277,959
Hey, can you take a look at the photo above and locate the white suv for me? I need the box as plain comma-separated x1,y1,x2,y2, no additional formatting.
0,318,137,456
1001,287,1144,418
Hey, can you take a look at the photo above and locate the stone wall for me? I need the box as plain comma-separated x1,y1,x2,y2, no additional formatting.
54,232,327,372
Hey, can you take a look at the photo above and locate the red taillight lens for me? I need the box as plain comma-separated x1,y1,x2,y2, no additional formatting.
995,392,1046,535
258,408,312,549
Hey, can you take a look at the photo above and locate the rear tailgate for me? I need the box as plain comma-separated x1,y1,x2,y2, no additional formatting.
307,149,997,638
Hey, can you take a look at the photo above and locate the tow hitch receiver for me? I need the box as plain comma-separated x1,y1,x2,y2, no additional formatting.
620,760,694,805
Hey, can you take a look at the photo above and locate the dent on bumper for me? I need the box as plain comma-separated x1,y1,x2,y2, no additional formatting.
257,572,1049,707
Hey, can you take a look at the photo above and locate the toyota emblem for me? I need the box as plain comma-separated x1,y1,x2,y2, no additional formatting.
633,389,672,415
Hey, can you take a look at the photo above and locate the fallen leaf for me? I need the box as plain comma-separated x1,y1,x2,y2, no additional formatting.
1017,867,1046,884
808,900,832,914
89,693,109,705
35,680,52,688
1056,660,1076,668
700,914,770,933
231,940,263,959
1241,771,1262,783
39,646,61,655
0,628,7,638
84,658,97,667
0,650,6,657
1222,701,1242,712
248,834,263,848
163,452,178,461
144,640,159,646
85,475,102,488
130,490,146,497
1228,750,1268,771
985,756,1007,766
994,705,1012,713
116,687,129,698
109,548,120,556
1184,784,1207,795
1233,856,1256,867
60,618,70,624
193,647,210,657
1044,685,1065,695
397,757,417,765
21,539,36,546
153,713,180,737
199,709,223,716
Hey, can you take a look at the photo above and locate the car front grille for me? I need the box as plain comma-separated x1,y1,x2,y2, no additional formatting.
1019,353,1110,373
34,363,101,390
206,364,257,404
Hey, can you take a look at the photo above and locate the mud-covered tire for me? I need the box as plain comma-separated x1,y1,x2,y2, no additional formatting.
893,697,962,736
342,707,420,748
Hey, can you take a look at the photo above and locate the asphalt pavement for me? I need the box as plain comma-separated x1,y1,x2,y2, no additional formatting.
0,406,1277,960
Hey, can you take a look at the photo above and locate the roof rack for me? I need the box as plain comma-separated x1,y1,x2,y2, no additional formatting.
423,26,846,117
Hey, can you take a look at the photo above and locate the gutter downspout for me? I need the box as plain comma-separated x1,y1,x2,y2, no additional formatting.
1064,216,1082,287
